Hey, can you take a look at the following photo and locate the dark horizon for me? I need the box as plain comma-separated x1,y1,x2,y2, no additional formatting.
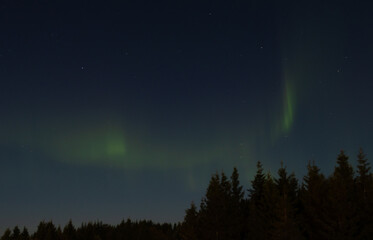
1,148,372,240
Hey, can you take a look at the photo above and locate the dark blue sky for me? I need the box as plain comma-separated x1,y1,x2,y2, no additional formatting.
1,0,373,232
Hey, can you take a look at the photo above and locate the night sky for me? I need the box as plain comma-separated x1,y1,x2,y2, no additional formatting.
1,0,373,232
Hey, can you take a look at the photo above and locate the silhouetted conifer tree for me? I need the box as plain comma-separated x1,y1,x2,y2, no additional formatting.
20,228,29,240
249,162,265,204
356,148,372,202
271,163,303,240
199,171,236,239
248,161,269,240
199,172,222,239
229,167,245,240
299,161,330,240
250,171,279,240
327,150,357,240
33,221,59,240
355,148,373,239
180,202,199,240
63,220,76,240
1,229,11,240
11,226,20,240
231,167,244,201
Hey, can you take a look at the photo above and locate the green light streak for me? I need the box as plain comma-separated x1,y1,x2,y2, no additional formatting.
0,114,235,170
282,80,294,133
0,115,129,167
51,127,127,165
269,74,297,143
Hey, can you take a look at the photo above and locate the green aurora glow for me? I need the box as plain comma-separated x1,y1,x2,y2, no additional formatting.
282,79,295,134
0,114,236,169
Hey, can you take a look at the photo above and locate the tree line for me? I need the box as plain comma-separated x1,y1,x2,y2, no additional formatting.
1,219,178,240
2,149,373,240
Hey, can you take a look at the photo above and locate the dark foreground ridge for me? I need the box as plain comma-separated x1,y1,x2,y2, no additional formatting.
2,149,373,240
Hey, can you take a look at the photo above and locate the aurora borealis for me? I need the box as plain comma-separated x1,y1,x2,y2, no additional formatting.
1,0,373,232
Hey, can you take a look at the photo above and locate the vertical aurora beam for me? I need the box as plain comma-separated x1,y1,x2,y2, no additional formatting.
269,72,297,142
282,79,295,133
269,0,343,141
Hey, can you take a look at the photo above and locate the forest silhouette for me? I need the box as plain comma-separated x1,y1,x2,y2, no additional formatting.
2,149,372,240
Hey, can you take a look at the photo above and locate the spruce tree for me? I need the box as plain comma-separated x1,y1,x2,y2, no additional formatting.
33,221,59,240
327,150,357,240
180,202,199,240
249,162,265,204
356,148,372,202
199,171,234,240
199,173,222,239
11,226,20,240
300,161,330,240
231,167,244,202
20,228,29,240
1,229,11,240
272,163,302,240
248,161,268,240
355,148,373,239
249,170,279,240
229,167,245,240
63,220,76,240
